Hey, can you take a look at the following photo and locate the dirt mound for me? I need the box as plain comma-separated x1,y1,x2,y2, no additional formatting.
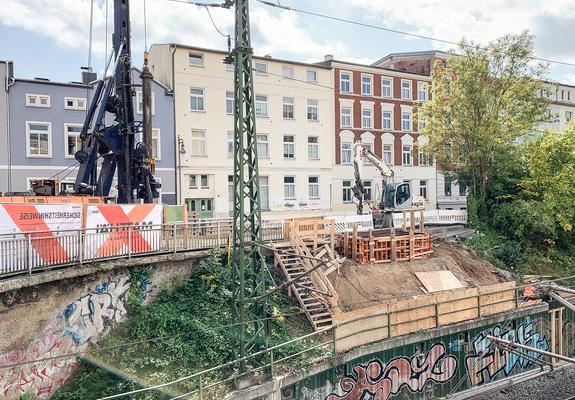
330,241,512,312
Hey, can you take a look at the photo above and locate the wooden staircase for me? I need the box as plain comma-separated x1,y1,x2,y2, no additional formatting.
273,221,341,331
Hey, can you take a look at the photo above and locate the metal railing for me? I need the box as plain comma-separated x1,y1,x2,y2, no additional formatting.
0,219,284,279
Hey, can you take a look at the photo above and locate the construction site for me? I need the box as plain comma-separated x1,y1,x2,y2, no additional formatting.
1,0,575,400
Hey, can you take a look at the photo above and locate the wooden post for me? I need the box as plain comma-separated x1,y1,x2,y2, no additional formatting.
419,209,425,233
402,210,407,231
409,228,415,261
390,227,396,262
352,224,358,262
368,229,375,262
330,220,335,252
549,310,556,365
559,308,564,357
410,209,415,232
313,220,318,253
344,231,349,258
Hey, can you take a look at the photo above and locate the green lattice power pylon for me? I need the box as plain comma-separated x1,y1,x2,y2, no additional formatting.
229,0,269,371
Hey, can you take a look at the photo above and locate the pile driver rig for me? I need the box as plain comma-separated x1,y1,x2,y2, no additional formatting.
70,0,160,203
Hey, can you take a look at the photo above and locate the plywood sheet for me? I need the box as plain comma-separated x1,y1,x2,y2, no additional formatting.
415,271,465,293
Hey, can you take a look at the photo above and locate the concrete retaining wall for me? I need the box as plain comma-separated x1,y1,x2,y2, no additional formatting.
0,254,207,399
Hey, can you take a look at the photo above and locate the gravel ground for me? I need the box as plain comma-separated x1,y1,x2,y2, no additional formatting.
473,365,575,400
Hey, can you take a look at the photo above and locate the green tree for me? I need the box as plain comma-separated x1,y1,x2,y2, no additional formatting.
422,31,549,222
521,125,575,232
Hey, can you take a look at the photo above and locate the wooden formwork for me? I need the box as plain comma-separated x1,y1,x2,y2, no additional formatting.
339,228,433,264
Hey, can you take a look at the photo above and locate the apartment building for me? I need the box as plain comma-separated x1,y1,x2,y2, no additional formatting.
148,44,334,218
0,62,177,203
314,56,437,211
541,81,575,133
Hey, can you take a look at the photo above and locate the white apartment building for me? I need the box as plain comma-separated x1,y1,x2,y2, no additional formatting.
148,44,334,218
541,82,575,133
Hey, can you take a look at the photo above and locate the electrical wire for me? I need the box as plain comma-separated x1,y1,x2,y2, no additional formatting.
255,0,575,69
204,5,228,38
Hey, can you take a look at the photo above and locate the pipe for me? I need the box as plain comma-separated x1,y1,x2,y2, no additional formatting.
1,60,14,192
140,52,154,173
486,335,575,364
547,291,575,313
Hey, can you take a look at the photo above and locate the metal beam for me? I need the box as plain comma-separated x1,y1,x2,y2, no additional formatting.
547,292,575,313
486,335,575,364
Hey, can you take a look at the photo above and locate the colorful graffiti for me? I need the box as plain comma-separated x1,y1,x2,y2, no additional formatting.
325,343,457,400
0,274,151,399
465,316,549,385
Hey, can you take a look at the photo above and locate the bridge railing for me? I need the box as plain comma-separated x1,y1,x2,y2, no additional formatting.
0,219,284,279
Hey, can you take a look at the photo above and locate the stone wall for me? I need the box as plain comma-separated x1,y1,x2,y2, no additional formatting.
0,256,205,399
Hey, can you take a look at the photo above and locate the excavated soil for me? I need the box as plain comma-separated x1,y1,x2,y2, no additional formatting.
330,241,513,312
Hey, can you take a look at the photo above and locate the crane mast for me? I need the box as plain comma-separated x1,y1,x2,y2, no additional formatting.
73,0,159,203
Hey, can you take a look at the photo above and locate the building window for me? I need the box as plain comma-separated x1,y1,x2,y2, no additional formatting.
459,181,467,196
341,142,352,164
342,180,352,202
362,108,372,128
401,80,412,100
255,62,268,74
382,111,392,130
418,147,428,166
257,134,269,158
151,128,161,160
200,175,209,189
136,91,156,115
26,122,51,157
226,91,235,114
306,69,318,82
402,144,412,165
445,177,452,196
255,95,268,117
307,99,318,121
284,176,296,199
191,130,206,156
341,106,352,127
260,176,270,209
26,94,50,108
283,135,295,159
420,180,427,199
189,53,204,66
227,131,234,158
561,90,565,100
308,176,319,199
189,175,197,189
282,97,295,119
418,82,428,101
308,136,319,160
402,111,412,131
361,74,372,95
65,124,83,158
419,116,427,132
282,66,294,79
190,88,205,111
566,111,573,122
383,143,393,164
363,180,372,201
362,143,372,165
382,78,392,97
340,72,351,93
64,97,86,111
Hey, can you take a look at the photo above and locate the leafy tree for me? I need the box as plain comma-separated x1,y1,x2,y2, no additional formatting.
521,125,575,232
422,31,549,221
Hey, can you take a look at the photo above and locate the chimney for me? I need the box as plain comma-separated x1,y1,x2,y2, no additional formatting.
264,54,272,59
324,54,334,61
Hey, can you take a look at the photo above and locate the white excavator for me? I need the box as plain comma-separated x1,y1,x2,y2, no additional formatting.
352,141,424,228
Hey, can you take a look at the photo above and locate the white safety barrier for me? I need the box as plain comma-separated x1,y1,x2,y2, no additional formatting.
392,209,468,228
332,214,374,233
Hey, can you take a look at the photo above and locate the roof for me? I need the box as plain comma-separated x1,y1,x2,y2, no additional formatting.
150,43,332,69
372,50,451,67
316,58,431,78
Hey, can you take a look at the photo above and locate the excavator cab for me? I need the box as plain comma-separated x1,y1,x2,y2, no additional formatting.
381,182,412,210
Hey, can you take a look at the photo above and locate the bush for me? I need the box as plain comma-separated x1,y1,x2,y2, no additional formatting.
492,241,523,270
491,199,557,247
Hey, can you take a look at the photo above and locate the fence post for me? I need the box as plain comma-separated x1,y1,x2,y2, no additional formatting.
217,221,221,246
78,229,83,267
173,223,177,253
435,302,440,328
198,375,203,400
127,227,132,259
332,325,337,355
27,233,32,274
270,349,274,377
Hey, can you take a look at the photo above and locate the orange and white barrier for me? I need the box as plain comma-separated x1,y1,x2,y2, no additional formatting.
0,204,83,272
84,204,163,259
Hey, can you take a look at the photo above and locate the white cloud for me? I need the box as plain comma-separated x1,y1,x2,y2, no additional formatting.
0,0,345,69
564,73,575,86
349,0,575,61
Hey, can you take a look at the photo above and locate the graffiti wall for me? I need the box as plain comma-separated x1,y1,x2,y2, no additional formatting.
0,262,191,400
294,312,574,400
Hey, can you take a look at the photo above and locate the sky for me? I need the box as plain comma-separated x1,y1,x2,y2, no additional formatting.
1,0,575,84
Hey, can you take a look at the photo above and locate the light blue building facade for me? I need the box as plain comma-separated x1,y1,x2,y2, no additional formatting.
0,62,176,204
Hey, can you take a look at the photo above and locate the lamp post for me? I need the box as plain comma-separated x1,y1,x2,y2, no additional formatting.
177,135,185,205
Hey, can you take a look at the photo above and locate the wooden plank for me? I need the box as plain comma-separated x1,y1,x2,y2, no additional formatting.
415,271,465,292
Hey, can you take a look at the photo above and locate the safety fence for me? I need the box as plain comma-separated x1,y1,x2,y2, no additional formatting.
392,209,468,228
0,219,284,279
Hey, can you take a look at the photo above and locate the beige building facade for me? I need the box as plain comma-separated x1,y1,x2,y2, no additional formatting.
148,44,335,218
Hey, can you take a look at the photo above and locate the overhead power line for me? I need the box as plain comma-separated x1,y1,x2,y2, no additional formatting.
256,0,575,69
